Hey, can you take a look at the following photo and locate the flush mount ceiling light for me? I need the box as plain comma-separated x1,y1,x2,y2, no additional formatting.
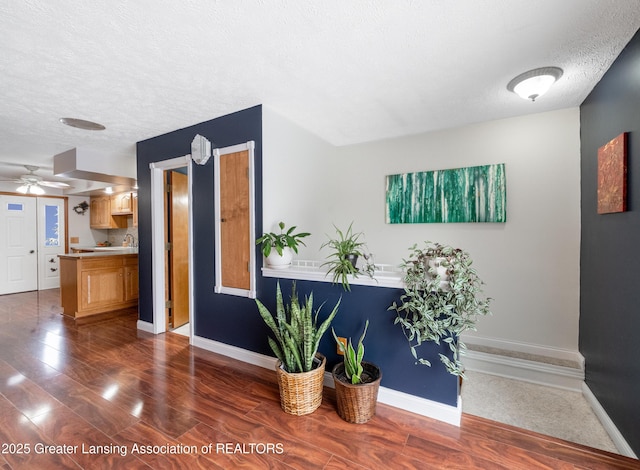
59,117,106,130
507,67,563,102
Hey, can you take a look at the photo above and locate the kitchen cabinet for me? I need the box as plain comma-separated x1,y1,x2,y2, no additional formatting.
124,257,139,301
111,192,134,215
80,264,124,311
90,196,127,229
59,253,138,318
132,192,138,227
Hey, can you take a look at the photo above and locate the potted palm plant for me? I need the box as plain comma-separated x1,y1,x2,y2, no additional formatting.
320,222,375,291
331,320,381,423
256,221,310,269
388,242,492,377
255,281,340,415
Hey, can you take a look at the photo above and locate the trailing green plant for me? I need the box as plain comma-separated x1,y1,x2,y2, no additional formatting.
388,242,492,377
256,221,310,257
320,222,375,291
255,281,340,373
332,319,369,384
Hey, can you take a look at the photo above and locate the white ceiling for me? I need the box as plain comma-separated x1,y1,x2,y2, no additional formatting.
1,1,639,193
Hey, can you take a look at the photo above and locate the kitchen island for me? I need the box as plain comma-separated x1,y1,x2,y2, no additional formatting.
59,250,138,319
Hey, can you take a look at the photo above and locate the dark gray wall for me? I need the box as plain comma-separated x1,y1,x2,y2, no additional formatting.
136,105,458,407
580,29,640,455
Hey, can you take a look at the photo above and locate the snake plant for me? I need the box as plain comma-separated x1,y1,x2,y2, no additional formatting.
255,281,340,373
332,319,369,384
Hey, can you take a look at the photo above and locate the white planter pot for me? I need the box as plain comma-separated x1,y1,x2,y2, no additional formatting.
265,247,293,269
425,256,450,291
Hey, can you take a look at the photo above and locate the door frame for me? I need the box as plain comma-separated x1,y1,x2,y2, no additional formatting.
149,155,193,338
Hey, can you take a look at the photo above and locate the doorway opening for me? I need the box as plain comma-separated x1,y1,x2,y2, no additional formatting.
149,156,193,338
165,168,189,333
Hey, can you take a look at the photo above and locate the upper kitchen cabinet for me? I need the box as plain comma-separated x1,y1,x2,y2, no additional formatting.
111,192,134,215
132,193,138,227
90,196,127,229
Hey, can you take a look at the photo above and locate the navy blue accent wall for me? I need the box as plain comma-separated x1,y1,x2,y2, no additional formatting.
136,105,264,329
136,105,457,407
261,278,458,406
580,29,640,455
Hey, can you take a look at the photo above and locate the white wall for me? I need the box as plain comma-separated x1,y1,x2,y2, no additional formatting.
67,195,97,247
262,107,581,354
262,106,338,255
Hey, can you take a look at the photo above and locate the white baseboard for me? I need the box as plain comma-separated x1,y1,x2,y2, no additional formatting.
137,320,155,333
582,383,638,459
461,334,584,368
192,335,461,427
462,349,585,392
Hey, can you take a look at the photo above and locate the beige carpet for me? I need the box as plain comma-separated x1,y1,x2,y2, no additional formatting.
461,370,618,454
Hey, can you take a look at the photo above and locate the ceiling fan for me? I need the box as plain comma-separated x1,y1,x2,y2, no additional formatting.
1,165,70,195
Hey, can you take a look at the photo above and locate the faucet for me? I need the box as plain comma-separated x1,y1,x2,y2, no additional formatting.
124,233,136,247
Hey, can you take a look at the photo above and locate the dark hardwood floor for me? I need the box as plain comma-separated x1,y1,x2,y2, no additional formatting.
0,289,637,469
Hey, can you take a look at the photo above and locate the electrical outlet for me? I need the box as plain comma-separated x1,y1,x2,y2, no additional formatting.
336,337,347,355
70,236,79,244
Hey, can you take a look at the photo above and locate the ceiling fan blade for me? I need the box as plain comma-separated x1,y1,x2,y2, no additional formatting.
39,181,71,188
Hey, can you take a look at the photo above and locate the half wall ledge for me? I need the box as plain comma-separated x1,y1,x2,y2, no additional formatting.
261,260,404,289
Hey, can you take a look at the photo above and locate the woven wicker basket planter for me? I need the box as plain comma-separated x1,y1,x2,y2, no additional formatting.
275,353,326,416
332,361,382,424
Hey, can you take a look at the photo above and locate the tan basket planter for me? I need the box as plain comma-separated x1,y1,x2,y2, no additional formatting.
332,361,382,424
276,353,326,415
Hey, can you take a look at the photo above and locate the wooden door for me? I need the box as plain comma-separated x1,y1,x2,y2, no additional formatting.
0,195,38,295
220,150,250,290
167,170,189,329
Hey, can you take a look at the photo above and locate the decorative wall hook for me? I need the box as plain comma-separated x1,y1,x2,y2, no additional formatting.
73,201,89,215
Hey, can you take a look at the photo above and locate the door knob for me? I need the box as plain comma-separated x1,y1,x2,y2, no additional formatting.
30,250,35,254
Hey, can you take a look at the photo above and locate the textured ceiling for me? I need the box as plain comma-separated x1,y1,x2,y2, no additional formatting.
0,1,639,191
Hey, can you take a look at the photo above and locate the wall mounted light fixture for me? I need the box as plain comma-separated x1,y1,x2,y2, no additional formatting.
507,67,563,102
191,134,212,165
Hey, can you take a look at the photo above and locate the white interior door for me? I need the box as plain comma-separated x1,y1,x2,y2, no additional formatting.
37,197,65,290
0,195,38,295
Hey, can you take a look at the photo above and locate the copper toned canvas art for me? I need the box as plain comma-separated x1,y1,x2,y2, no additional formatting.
597,132,628,214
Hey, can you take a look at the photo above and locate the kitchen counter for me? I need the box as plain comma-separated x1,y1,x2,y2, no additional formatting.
63,247,139,258
59,252,139,319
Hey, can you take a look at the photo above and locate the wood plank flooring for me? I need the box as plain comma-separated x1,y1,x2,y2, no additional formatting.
0,289,637,469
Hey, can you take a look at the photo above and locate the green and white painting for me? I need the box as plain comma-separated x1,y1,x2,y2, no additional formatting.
385,163,506,223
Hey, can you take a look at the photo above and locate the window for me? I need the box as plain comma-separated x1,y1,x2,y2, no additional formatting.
44,205,60,247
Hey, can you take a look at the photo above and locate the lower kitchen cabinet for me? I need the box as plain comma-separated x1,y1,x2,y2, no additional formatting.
59,253,138,318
